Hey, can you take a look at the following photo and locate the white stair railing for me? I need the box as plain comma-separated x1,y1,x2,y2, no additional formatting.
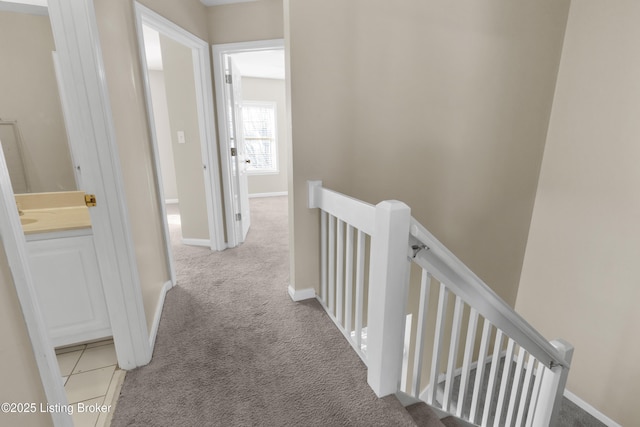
308,181,376,363
406,219,573,426
307,181,572,427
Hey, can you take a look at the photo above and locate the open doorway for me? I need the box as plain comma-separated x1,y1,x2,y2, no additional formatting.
212,39,289,247
134,3,226,284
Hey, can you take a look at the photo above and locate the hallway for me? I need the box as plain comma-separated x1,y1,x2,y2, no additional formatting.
110,197,414,426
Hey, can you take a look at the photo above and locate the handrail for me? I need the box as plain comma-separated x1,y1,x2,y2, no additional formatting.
409,218,569,370
308,180,571,425
308,180,376,235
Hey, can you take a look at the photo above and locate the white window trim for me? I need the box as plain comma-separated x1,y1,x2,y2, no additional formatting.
242,100,278,175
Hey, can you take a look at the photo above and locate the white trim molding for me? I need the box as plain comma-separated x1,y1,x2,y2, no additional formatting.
49,0,151,367
564,390,622,427
134,2,226,256
149,280,173,350
287,285,316,302
165,198,179,205
249,191,288,198
0,134,71,427
212,39,285,248
182,238,211,248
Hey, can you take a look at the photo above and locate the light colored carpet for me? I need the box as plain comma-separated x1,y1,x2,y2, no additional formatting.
111,197,417,426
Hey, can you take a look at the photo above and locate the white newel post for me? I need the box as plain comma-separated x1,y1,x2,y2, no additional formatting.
533,339,574,427
367,200,412,397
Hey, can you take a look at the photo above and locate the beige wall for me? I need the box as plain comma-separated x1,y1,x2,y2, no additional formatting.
160,35,210,240
516,1,640,425
148,70,178,201
242,77,288,195
0,11,75,193
94,0,178,332
208,0,283,45
0,246,52,427
287,0,570,302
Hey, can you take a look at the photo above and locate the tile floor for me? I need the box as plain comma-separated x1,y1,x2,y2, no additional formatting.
55,339,125,427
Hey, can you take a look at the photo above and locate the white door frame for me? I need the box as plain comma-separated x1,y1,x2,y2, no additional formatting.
0,1,152,425
134,3,226,262
212,39,285,248
0,156,71,426
49,0,150,369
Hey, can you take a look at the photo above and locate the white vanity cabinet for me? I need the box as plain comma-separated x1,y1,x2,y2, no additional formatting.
26,229,111,347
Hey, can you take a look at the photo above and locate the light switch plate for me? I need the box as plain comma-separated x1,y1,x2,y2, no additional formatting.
177,131,186,144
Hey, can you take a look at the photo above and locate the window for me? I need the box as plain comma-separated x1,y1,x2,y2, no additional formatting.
241,101,277,174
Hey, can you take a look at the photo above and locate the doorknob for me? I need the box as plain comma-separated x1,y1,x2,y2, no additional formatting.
245,159,251,164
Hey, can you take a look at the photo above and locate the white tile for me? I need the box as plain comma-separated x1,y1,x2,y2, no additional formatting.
73,344,117,374
72,397,104,427
57,350,83,376
86,338,114,349
65,365,115,404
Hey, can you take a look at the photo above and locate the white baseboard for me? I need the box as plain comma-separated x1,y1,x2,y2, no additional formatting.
249,191,288,198
564,390,621,427
149,280,172,350
165,198,179,204
287,285,316,301
181,238,210,247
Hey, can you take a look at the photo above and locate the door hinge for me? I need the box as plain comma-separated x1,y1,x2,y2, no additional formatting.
225,74,232,84
85,194,97,207
235,213,242,221
230,147,237,156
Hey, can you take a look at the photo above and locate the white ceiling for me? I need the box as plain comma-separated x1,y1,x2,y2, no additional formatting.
200,0,259,6
0,0,47,15
231,50,285,80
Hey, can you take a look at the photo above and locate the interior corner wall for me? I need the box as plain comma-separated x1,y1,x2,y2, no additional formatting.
287,0,570,300
516,1,640,425
241,77,288,196
0,11,75,193
93,0,171,332
287,0,357,292
0,246,52,427
159,34,209,240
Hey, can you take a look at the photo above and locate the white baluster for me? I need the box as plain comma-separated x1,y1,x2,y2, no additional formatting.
344,224,354,337
328,215,336,315
525,360,544,427
336,219,344,325
411,269,432,398
443,296,464,412
457,307,479,418
516,354,536,427
428,283,449,406
470,318,492,424
320,210,327,304
482,329,504,425
494,338,516,427
355,230,365,353
505,345,527,426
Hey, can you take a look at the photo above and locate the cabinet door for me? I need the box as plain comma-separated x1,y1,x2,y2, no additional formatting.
28,235,111,347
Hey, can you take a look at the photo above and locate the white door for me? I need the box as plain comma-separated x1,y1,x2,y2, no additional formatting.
225,57,251,242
